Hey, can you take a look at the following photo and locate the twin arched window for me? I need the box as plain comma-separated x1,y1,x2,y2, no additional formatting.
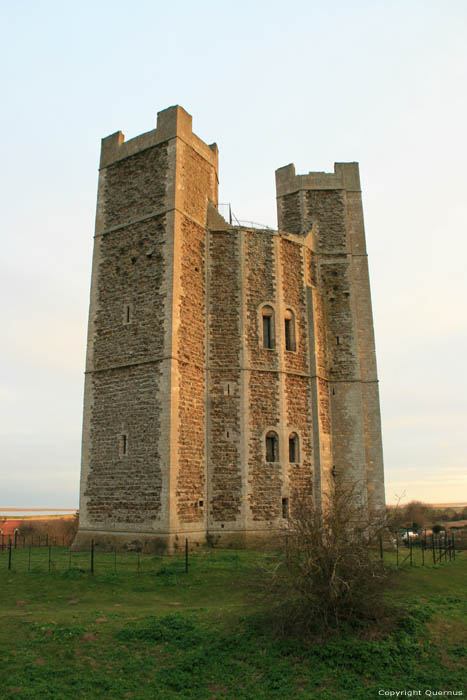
260,305,297,351
265,431,300,463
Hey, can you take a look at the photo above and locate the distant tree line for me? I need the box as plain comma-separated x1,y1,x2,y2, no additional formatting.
387,501,467,532
16,513,79,544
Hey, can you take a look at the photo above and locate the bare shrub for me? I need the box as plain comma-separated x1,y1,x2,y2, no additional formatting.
256,480,392,637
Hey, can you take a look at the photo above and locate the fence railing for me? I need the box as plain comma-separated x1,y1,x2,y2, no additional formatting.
0,532,463,577
385,531,460,567
0,538,255,576
0,532,76,551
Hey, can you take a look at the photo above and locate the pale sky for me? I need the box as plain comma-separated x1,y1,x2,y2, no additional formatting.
1,0,466,507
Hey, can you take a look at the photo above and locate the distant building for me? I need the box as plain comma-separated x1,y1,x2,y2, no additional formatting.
0,519,21,542
73,106,385,552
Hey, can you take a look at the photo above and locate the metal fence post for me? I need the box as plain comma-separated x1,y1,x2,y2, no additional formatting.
8,541,12,570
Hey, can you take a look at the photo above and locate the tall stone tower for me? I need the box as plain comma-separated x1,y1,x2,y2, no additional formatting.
73,105,384,552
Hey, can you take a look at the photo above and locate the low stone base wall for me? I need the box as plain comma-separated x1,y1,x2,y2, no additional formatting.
71,528,207,554
206,528,286,551
71,527,287,553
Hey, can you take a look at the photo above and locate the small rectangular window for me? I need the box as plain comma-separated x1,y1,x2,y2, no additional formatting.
282,497,289,519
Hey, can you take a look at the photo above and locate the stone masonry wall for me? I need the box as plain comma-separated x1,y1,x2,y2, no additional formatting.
248,371,281,521
245,231,281,522
320,262,357,381
174,139,218,527
93,216,167,370
285,373,313,503
245,232,278,372
280,238,308,375
279,192,302,234
84,141,170,530
207,231,242,524
103,145,168,228
176,217,207,524
279,237,313,505
305,190,347,252
85,363,163,525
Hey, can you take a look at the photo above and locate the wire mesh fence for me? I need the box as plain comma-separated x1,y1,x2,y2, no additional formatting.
0,539,261,577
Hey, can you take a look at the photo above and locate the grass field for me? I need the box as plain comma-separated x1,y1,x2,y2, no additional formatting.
0,547,465,699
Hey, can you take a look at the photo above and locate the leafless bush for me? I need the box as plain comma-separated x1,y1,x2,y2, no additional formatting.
256,480,392,637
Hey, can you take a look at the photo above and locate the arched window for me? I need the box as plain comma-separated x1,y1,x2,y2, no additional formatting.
265,431,279,462
289,432,299,463
284,309,296,351
261,305,275,349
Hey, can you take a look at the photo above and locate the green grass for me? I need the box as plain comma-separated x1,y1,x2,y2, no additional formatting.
0,547,465,699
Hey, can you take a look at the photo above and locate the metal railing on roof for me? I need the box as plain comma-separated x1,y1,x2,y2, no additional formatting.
217,203,273,230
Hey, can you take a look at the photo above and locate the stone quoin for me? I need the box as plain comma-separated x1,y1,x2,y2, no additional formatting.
72,105,385,552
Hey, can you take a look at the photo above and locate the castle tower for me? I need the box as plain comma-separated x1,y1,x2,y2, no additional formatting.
73,106,218,551
275,163,385,515
73,106,384,552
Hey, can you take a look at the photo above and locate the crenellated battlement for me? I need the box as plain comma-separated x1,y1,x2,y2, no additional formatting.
99,105,218,171
275,161,361,196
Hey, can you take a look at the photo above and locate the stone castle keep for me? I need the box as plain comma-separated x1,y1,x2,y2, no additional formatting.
73,105,385,552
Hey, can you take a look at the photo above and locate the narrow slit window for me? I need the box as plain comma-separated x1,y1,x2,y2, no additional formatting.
289,432,299,463
284,309,296,351
282,497,289,519
123,304,132,325
121,433,128,456
266,431,279,462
